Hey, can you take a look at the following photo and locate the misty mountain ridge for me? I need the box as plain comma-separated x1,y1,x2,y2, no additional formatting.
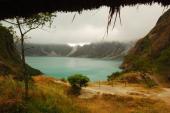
20,42,132,59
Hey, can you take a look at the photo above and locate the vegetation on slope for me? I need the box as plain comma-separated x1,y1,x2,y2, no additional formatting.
121,9,170,84
0,25,41,78
108,71,157,88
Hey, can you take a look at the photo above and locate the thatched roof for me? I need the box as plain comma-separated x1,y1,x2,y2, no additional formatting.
0,0,170,19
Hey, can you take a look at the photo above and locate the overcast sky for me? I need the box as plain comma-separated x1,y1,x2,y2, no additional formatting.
23,4,168,44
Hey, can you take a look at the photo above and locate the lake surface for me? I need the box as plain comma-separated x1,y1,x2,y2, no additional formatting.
26,57,122,81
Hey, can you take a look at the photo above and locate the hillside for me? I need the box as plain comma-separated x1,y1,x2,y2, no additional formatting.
18,43,72,56
70,42,130,59
0,25,41,78
21,42,130,59
121,9,170,83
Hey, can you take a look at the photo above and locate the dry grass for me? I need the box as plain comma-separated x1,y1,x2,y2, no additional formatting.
1,75,170,113
0,76,88,113
74,94,170,113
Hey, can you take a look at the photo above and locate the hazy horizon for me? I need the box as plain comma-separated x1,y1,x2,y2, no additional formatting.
4,3,169,44
24,40,133,48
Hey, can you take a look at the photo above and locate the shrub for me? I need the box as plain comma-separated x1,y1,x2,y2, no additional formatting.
145,79,157,88
67,74,90,95
107,72,122,81
68,74,90,88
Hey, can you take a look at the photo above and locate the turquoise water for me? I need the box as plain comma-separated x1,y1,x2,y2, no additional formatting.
26,57,122,81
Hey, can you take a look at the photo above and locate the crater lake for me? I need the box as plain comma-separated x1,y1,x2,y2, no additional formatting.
26,57,122,81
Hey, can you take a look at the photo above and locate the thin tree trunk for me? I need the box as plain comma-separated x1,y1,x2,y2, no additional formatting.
16,17,29,99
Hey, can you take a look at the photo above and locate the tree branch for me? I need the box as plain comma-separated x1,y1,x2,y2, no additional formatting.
16,17,24,37
3,19,27,26
3,20,18,25
23,25,40,35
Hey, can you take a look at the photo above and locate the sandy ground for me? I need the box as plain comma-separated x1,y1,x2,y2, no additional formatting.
53,79,170,105
82,85,170,105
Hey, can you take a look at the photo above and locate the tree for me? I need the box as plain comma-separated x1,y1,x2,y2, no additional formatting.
3,13,56,99
68,74,89,94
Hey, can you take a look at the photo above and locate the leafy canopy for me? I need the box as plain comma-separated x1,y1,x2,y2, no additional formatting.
68,74,90,88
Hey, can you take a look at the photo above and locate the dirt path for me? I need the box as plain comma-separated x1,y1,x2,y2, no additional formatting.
81,85,151,98
81,84,170,105
52,79,170,105
156,88,170,105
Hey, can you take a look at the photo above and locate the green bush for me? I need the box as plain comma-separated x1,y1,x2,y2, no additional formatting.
145,79,157,88
68,74,90,94
107,72,122,81
68,74,90,88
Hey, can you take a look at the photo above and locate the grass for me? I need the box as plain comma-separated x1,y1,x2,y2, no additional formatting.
0,76,88,113
107,71,158,88
0,75,170,113
74,94,170,113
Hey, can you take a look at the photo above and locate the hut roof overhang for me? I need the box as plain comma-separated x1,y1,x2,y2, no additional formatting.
0,0,170,19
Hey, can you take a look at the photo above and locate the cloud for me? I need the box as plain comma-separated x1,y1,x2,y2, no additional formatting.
24,4,167,44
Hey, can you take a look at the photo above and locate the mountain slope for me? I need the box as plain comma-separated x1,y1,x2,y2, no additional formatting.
0,25,41,78
19,43,72,56
69,42,130,59
121,9,170,83
23,42,131,59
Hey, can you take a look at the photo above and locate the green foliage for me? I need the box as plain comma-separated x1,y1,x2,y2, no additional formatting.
140,74,157,88
0,25,22,75
0,25,19,62
145,79,157,88
124,40,170,82
156,46,170,72
68,74,89,95
22,13,56,28
140,37,151,53
2,13,56,99
125,54,152,72
68,74,90,88
132,58,152,72
107,72,122,81
123,37,153,72
26,64,42,76
0,24,41,77
5,13,56,31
